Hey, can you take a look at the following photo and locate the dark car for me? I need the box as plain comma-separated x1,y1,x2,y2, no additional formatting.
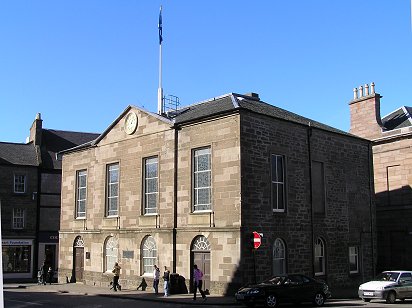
235,274,331,307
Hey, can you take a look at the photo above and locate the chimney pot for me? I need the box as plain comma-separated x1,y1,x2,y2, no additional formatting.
353,88,358,99
370,82,375,94
365,84,369,96
359,85,364,97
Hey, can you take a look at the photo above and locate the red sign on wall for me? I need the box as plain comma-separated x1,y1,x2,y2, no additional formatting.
252,231,261,249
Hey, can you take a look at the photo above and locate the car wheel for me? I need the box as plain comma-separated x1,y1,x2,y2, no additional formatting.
313,292,325,306
265,294,278,307
363,298,371,302
386,291,396,304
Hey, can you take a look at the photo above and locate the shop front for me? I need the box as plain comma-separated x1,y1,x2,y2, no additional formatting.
2,239,34,279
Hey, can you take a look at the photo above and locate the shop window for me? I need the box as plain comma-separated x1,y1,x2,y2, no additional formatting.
2,245,31,273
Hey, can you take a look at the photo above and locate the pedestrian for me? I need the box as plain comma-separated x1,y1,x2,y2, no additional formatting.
193,264,206,301
47,266,54,284
112,262,122,291
40,262,47,285
163,266,170,297
153,265,160,294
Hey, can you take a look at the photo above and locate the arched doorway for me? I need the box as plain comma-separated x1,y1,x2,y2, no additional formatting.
191,236,211,292
73,236,84,282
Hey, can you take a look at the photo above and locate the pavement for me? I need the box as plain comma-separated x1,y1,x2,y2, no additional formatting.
4,282,238,306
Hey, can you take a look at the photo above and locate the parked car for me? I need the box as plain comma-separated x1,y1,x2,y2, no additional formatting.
235,274,331,307
358,270,412,303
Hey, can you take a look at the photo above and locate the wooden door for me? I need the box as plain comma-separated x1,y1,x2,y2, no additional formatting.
193,252,210,291
74,247,84,282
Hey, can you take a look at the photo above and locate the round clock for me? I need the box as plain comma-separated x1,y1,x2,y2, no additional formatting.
124,112,138,135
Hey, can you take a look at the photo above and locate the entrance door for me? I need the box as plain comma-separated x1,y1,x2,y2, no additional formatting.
74,247,84,282
193,252,210,291
191,235,211,292
73,236,85,282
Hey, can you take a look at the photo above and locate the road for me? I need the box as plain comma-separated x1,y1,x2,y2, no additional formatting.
5,287,412,308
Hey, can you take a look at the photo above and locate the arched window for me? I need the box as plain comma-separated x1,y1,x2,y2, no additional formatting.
273,238,286,275
104,236,118,272
142,236,157,275
192,236,211,251
314,237,326,276
74,236,84,248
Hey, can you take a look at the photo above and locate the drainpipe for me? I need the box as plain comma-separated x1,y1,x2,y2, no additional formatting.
172,127,179,273
307,123,315,276
367,143,375,277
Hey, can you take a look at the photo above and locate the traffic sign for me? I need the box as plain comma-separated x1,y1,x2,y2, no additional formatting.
252,231,261,249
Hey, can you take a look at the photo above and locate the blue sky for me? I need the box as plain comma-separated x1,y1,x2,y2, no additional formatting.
1,1,411,143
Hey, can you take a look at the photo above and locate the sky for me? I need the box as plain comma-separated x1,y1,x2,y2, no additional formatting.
1,1,411,143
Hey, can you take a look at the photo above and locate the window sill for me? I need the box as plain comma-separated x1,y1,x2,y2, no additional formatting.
191,210,212,215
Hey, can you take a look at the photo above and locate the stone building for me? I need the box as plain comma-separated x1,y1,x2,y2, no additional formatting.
0,114,98,280
349,83,412,272
58,92,375,294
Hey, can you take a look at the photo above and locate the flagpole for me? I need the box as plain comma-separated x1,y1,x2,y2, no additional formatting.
157,5,163,115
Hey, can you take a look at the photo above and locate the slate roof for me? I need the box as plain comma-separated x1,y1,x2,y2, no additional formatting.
0,129,99,169
172,93,352,137
0,142,38,166
40,129,99,169
382,106,412,131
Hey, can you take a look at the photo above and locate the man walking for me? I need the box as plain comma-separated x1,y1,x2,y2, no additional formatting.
163,266,170,297
153,265,160,294
112,262,121,291
193,264,206,301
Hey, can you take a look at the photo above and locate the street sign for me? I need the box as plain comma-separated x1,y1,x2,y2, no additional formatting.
252,231,261,249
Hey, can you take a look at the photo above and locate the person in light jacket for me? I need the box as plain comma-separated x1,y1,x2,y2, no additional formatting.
153,264,160,294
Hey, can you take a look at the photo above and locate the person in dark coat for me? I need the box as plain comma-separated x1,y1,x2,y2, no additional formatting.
47,266,54,284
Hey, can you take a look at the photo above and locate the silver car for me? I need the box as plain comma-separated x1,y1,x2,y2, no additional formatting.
358,271,412,303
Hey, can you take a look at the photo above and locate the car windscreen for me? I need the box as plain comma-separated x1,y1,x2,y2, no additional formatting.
262,276,285,285
375,272,400,282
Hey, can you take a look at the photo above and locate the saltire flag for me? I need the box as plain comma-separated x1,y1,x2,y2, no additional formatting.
158,6,163,44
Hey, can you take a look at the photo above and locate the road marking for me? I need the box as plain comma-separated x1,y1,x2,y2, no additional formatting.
6,299,42,306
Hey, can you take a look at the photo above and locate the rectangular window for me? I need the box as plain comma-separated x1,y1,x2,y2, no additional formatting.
349,246,359,274
106,163,119,217
76,170,87,218
271,154,285,212
193,147,211,212
13,208,25,229
14,175,26,193
312,161,325,214
143,157,158,215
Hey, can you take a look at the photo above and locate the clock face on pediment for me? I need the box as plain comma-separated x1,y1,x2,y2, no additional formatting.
124,112,138,135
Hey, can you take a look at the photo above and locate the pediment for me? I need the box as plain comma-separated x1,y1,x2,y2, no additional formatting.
92,105,173,146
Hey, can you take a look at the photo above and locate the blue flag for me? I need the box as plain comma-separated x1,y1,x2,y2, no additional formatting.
158,7,163,44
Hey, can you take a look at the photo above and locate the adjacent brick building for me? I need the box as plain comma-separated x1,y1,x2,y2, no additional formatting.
0,114,98,280
59,92,376,294
349,83,412,272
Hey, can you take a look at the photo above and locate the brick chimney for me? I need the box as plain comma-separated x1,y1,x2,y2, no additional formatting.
349,82,383,140
29,113,43,146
